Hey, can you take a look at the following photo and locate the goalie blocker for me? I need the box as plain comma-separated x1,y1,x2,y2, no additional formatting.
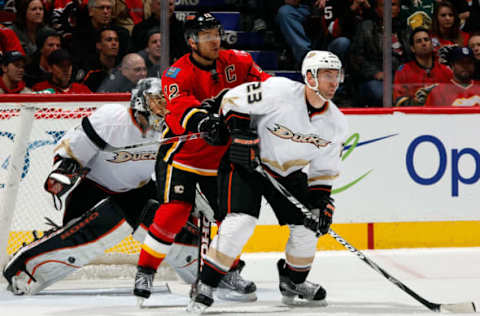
2,197,202,295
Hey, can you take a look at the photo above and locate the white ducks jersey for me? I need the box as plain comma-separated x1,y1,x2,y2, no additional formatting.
220,77,349,187
54,103,162,192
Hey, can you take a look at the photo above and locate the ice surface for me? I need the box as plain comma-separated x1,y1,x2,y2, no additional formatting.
1,248,479,316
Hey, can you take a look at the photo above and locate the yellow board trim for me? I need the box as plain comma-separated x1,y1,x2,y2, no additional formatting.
374,221,480,249
211,223,367,252
7,221,480,256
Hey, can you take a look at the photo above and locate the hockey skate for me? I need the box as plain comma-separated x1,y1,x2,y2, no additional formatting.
216,259,257,302
133,266,155,307
277,259,327,306
187,281,214,314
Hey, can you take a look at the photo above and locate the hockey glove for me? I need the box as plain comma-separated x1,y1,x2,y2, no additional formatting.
200,89,229,113
438,44,457,65
197,113,230,146
414,84,438,105
304,196,335,237
229,130,260,171
44,156,90,210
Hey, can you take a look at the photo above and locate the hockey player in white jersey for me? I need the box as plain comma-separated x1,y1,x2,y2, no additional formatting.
2,78,209,296
188,51,349,313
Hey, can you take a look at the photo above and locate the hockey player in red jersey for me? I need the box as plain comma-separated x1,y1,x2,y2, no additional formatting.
187,51,348,313
133,12,270,304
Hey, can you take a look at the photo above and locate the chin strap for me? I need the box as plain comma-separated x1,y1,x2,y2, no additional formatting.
314,90,330,103
306,77,331,103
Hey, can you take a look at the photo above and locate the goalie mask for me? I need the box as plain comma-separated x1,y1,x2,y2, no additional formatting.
131,77,167,137
301,51,344,100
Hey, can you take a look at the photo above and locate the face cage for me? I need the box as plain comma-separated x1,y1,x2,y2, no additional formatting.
145,93,167,130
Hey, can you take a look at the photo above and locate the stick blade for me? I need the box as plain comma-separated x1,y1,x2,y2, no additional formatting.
439,302,476,313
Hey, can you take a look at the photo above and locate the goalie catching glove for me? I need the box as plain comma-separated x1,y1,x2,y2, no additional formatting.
304,190,335,237
229,130,260,171
44,156,90,210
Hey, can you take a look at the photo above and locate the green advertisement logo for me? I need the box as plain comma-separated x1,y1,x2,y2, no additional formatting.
332,133,397,195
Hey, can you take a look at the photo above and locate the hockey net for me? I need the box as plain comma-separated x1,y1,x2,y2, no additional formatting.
0,94,164,280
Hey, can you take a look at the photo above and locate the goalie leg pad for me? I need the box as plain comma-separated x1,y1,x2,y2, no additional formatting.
3,198,132,295
164,242,199,285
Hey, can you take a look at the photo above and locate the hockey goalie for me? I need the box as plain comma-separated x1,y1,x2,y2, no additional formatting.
2,78,253,302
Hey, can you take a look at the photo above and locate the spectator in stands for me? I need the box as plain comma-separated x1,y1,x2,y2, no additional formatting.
97,52,146,92
0,50,32,93
32,48,91,93
49,0,84,47
0,25,26,55
399,0,468,31
399,0,434,31
137,27,162,77
8,0,53,58
70,0,130,67
24,28,61,87
275,0,324,69
349,0,399,107
393,27,452,106
131,0,188,63
425,46,480,106
276,0,374,71
467,32,480,80
276,0,350,68
111,0,144,33
330,0,374,59
462,0,480,33
431,1,470,56
77,27,120,91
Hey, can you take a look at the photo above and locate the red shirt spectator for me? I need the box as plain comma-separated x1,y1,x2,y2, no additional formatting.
33,80,91,93
431,1,470,56
0,51,32,93
426,47,480,106
394,28,452,106
0,26,26,55
32,48,91,93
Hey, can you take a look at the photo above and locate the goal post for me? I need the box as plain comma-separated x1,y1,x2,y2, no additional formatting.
0,94,144,270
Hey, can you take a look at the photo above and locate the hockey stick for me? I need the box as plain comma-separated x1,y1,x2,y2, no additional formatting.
190,188,212,297
38,285,170,296
104,132,207,152
254,163,476,313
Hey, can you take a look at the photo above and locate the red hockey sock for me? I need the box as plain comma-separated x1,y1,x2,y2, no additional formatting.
138,249,164,270
138,201,192,270
150,201,192,241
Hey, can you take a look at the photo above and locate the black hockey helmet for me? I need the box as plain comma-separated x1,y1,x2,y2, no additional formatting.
184,12,224,44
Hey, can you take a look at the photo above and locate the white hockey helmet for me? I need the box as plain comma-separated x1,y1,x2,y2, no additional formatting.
131,77,166,135
301,50,344,94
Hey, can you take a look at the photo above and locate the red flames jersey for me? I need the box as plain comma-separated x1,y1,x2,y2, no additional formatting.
161,49,270,175
425,79,480,106
393,59,452,105
32,81,92,94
